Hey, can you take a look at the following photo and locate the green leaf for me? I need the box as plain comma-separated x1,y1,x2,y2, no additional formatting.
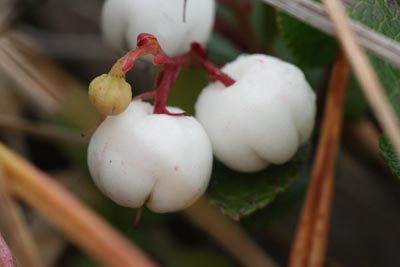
347,0,400,116
277,11,338,66
207,146,310,220
380,137,400,179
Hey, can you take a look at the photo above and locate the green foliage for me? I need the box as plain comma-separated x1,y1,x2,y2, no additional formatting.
277,12,338,67
380,137,400,179
207,146,310,220
347,0,400,117
348,0,400,176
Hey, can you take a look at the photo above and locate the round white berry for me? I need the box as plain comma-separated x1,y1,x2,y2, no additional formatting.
87,100,213,212
195,54,316,172
101,0,216,56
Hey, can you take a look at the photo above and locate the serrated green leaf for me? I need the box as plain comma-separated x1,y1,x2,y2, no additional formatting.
347,0,400,116
380,137,400,179
207,146,310,220
277,11,338,66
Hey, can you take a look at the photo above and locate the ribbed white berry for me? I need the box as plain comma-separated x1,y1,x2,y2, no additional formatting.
101,0,216,56
195,54,316,172
87,100,213,212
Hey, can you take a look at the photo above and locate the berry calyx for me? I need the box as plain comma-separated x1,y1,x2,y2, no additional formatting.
88,73,132,116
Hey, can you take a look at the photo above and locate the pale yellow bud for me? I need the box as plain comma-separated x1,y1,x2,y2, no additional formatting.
88,74,132,116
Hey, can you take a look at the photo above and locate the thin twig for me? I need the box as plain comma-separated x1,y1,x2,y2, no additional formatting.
322,0,400,156
307,55,349,267
1,36,63,102
0,167,43,267
185,197,279,267
0,32,100,130
289,52,349,267
261,0,400,68
0,232,16,267
0,142,157,267
0,114,88,144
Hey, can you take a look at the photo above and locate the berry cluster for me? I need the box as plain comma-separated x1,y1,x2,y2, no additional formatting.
87,1,316,213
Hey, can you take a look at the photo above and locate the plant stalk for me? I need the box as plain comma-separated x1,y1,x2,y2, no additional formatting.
289,52,349,267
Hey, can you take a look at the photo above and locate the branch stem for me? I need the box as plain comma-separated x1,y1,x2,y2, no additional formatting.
107,34,235,115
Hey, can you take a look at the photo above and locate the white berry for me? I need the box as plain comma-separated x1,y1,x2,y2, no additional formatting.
87,100,213,212
195,54,316,172
101,0,216,56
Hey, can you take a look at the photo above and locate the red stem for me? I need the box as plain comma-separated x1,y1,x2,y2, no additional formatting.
188,43,235,87
112,34,235,115
197,59,235,87
153,65,182,114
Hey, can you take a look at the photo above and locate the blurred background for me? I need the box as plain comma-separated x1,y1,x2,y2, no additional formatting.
0,0,399,266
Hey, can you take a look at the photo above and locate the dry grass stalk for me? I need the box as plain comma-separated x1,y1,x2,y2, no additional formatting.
0,114,87,144
0,167,43,267
322,0,400,157
289,52,349,267
0,143,157,267
0,36,60,113
2,33,100,130
186,197,280,267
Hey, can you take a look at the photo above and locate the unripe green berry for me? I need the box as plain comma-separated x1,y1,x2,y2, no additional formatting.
88,73,132,116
